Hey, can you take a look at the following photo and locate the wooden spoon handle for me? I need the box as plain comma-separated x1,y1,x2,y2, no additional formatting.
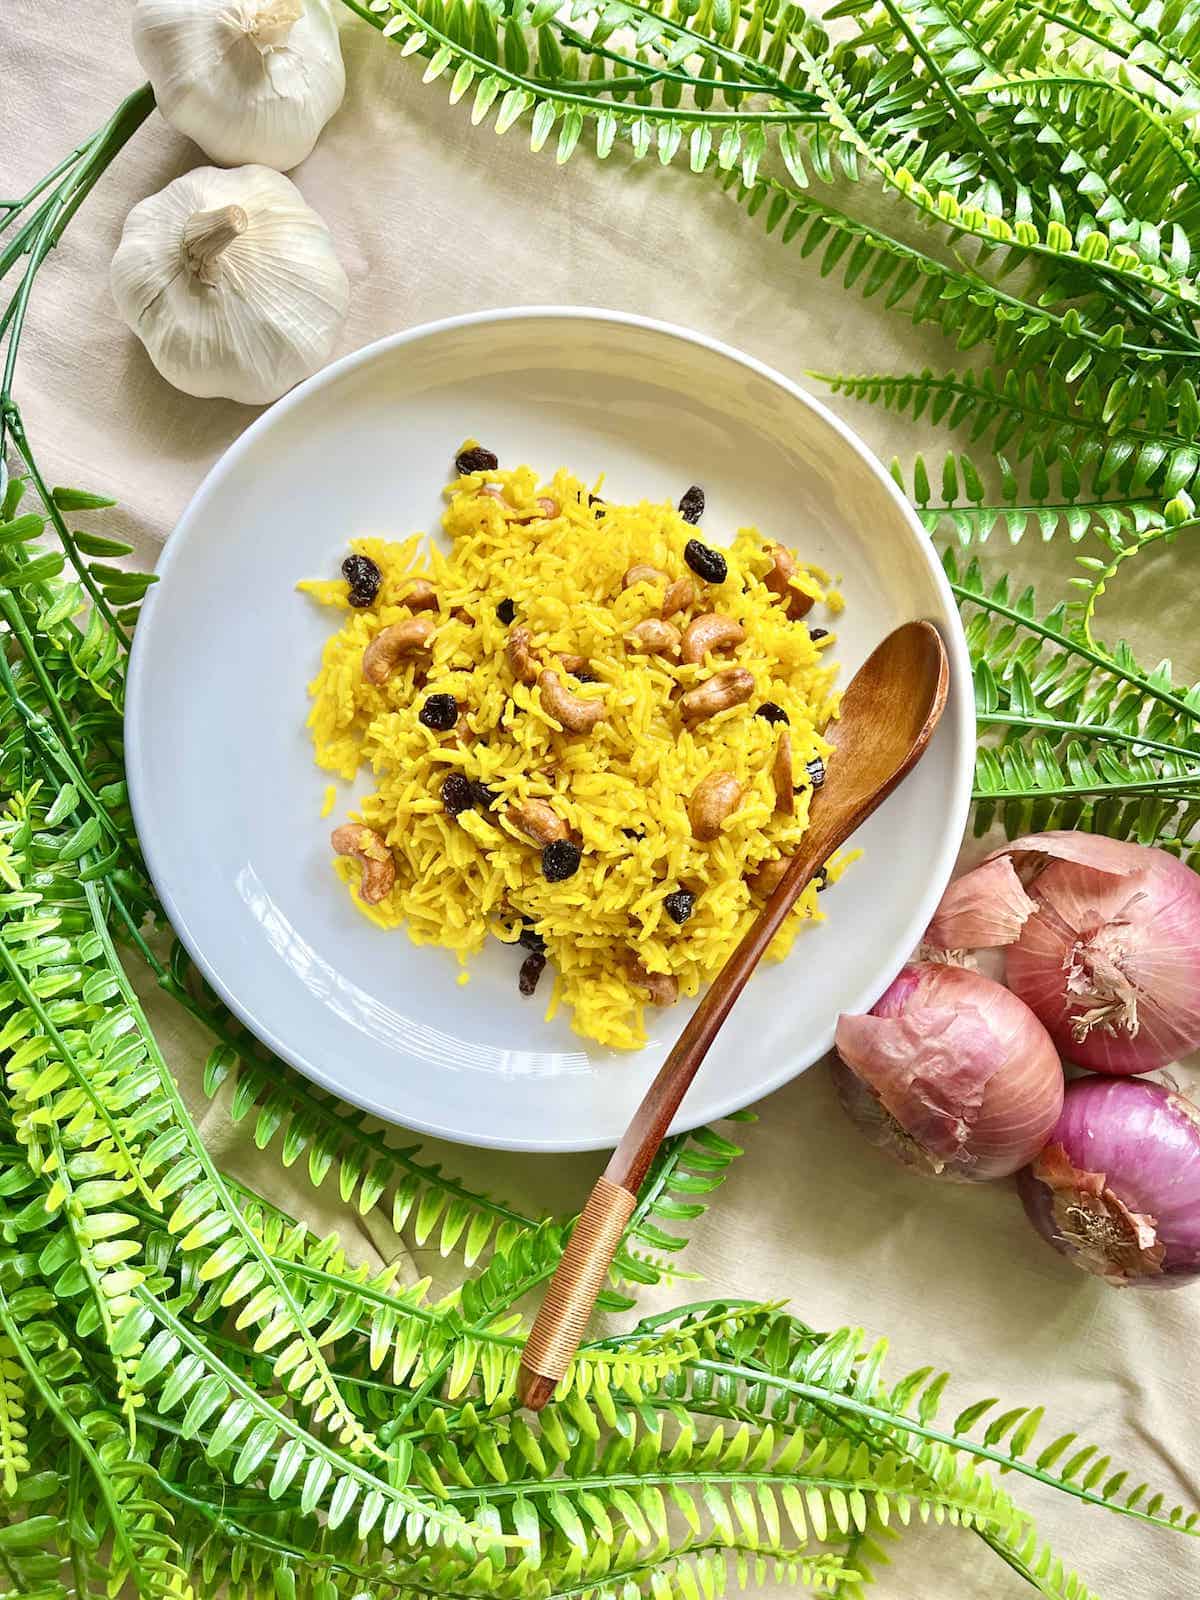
516,1176,637,1410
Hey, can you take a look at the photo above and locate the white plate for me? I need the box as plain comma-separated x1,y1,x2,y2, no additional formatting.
126,308,975,1152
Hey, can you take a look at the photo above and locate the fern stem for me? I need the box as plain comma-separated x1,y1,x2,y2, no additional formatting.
344,0,820,125
949,578,1200,727
0,922,160,1209
84,881,386,1460
0,1290,144,1586
977,711,1200,761
690,1356,1199,1537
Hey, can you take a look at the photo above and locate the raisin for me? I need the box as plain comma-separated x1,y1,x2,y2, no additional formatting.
814,866,830,893
571,670,599,684
419,694,459,732
663,889,695,925
678,485,706,524
455,445,499,475
541,840,581,882
518,924,546,953
807,757,826,788
756,702,790,726
469,779,498,808
519,950,547,996
440,772,473,815
496,598,517,625
809,627,829,642
684,538,727,584
341,554,382,608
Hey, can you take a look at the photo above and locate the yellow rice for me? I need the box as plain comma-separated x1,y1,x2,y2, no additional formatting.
301,461,849,1050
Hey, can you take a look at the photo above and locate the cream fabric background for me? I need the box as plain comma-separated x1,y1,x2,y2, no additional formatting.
7,5,1200,1596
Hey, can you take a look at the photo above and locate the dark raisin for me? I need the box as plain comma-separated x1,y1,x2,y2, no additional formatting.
678,485,706,524
589,493,605,509
541,840,581,882
571,670,599,684
440,772,473,815
663,889,695,925
341,554,382,607
496,598,517,625
809,627,829,642
518,951,547,996
807,757,826,788
518,924,546,953
814,866,830,893
455,445,499,475
684,538,727,584
621,827,646,840
419,694,459,732
468,779,498,808
756,702,790,726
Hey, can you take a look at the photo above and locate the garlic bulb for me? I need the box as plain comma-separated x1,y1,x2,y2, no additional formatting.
131,0,345,172
110,165,349,405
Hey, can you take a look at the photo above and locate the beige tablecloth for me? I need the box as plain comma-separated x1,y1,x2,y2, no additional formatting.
7,7,1200,1597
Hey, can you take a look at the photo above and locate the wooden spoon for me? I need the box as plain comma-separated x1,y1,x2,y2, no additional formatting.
516,619,950,1410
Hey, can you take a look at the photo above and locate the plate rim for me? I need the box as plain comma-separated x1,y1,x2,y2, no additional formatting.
126,304,977,1151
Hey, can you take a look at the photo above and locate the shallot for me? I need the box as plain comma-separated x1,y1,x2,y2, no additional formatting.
1018,1076,1200,1287
929,833,1200,1074
833,962,1063,1181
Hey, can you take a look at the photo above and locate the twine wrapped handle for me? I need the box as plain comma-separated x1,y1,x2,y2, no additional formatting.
517,1176,636,1410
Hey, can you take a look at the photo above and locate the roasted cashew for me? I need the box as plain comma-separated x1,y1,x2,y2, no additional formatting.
506,625,539,685
480,487,559,523
401,579,438,613
623,563,669,590
772,730,794,816
362,615,435,685
330,824,396,904
628,956,679,1007
625,618,681,656
688,772,743,841
681,612,745,665
535,496,559,520
749,854,792,897
661,576,695,619
558,652,589,674
509,798,568,846
762,543,814,621
680,666,754,726
538,669,607,733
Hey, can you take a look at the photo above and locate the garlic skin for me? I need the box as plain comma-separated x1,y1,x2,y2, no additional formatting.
111,166,349,405
132,0,345,172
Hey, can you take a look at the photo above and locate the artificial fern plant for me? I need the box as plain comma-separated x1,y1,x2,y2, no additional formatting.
3,2,1200,1595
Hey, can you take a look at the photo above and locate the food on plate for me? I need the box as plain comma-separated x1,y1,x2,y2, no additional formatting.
300,448,850,1049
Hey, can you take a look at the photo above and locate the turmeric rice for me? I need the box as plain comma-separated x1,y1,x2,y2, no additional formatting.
301,456,848,1050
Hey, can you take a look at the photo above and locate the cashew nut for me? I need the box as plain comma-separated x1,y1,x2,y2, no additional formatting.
749,854,792,897
625,619,681,657
558,653,589,675
330,824,396,904
480,487,559,523
661,576,695,620
538,670,607,733
628,956,679,1007
509,798,568,846
688,772,743,841
763,543,814,621
362,615,436,685
401,579,438,613
535,496,560,520
681,612,745,665
680,667,755,726
506,625,539,685
772,730,794,816
623,563,669,590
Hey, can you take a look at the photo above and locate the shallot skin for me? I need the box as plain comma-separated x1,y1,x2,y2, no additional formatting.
1018,1076,1200,1287
834,963,1064,1182
1004,846,1200,1074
